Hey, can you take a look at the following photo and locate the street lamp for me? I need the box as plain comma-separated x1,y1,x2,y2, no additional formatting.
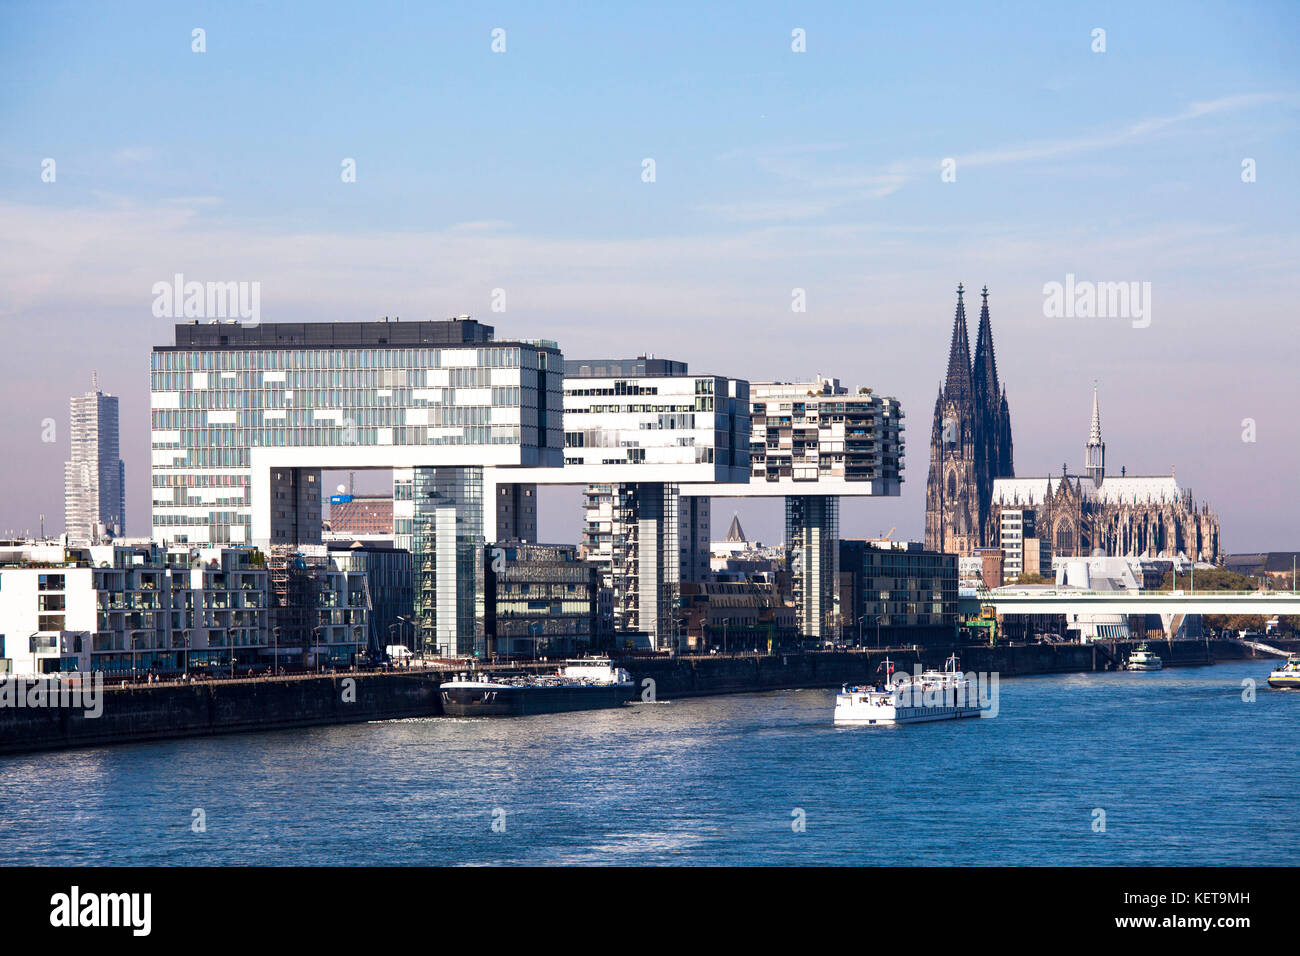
721,617,730,655
312,625,325,672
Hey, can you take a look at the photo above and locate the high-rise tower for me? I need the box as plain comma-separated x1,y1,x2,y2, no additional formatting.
64,372,126,544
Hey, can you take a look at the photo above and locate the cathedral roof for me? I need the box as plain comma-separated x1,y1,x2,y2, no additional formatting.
724,513,747,543
991,474,1184,507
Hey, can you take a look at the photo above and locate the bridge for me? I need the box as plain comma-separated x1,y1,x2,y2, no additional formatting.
979,588,1300,617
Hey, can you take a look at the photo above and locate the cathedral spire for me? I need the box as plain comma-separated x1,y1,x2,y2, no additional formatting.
1085,381,1105,486
943,283,973,400
972,284,1000,411
1089,382,1102,444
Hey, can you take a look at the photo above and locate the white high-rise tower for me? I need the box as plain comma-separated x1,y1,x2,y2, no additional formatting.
64,372,126,544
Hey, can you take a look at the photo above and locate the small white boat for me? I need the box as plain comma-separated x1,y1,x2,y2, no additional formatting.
1267,656,1300,690
834,655,983,726
1124,643,1163,671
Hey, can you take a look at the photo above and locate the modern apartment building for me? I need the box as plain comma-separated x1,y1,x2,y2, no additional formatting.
150,318,562,657
686,376,905,640
0,541,270,676
490,358,751,649
64,374,126,544
326,540,414,656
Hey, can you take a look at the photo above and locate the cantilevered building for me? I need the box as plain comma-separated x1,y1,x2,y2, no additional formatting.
491,356,751,648
150,318,563,657
686,375,905,640
64,374,126,544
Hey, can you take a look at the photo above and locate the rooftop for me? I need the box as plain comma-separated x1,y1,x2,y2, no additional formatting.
159,317,500,351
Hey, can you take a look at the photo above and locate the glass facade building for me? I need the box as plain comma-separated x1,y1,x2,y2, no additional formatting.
150,320,563,658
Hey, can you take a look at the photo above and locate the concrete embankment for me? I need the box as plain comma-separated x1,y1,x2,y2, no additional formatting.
621,637,1290,699
0,670,440,756
1,638,1293,755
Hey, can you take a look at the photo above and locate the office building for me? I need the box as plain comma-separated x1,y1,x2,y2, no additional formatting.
150,318,562,657
839,539,958,646
484,541,598,657
64,374,126,544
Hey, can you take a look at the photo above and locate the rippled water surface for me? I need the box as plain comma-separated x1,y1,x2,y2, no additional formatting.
1,659,1293,865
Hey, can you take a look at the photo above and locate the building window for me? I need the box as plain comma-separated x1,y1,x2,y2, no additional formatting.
1055,525,1074,554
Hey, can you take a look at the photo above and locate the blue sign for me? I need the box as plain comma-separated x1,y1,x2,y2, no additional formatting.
329,495,353,504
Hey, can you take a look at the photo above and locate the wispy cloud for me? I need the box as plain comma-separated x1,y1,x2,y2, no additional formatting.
706,93,1295,223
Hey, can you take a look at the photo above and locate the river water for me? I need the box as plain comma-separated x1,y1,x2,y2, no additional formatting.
0,659,1291,865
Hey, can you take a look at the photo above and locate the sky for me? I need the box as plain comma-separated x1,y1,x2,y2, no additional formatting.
0,0,1297,551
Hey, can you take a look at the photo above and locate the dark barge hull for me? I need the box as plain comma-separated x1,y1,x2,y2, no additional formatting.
440,684,635,716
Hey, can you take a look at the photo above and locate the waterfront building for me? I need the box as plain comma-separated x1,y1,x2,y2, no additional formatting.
64,374,127,544
677,579,796,652
264,544,373,667
326,540,413,656
150,318,562,658
838,539,958,646
490,357,750,649
692,376,905,641
0,541,269,676
990,387,1220,562
483,541,598,657
924,285,1015,555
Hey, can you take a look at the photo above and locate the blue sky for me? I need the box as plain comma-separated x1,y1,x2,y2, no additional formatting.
1,0,1297,549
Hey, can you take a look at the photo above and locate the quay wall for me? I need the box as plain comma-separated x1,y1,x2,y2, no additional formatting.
1,638,1291,755
621,637,1276,699
0,671,440,756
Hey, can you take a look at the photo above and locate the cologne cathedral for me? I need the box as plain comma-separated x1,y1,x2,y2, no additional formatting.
925,284,1221,562
924,284,1014,554
989,387,1221,562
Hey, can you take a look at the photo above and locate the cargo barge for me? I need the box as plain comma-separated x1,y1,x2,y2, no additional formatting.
439,658,634,717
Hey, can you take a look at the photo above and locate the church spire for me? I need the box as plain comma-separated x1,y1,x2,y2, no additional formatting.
972,284,999,411
1089,382,1102,444
1085,381,1105,486
942,283,973,401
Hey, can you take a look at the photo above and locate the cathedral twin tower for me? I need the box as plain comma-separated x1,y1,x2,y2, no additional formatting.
924,284,1014,554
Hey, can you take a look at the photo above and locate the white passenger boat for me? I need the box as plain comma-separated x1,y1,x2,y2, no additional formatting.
834,655,983,726
1267,656,1300,690
1124,643,1163,671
